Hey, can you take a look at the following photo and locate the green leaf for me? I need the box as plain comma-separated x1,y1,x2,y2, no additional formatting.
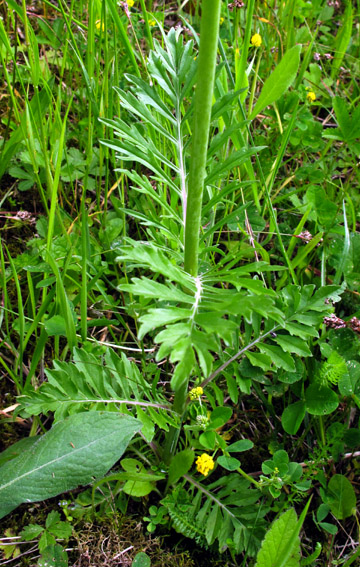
0,437,39,467
250,45,301,120
281,401,306,435
37,544,68,567
0,412,141,519
209,406,232,428
318,522,338,535
327,474,356,520
258,344,295,372
275,335,312,357
39,532,56,553
168,449,195,485
138,308,192,340
199,430,216,450
44,315,67,336
217,456,240,471
305,383,339,416
227,439,254,453
205,505,223,546
20,524,44,540
132,552,151,567
245,351,272,371
255,508,301,567
170,345,195,391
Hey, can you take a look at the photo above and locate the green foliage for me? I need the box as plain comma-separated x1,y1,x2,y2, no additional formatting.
132,552,151,567
254,508,300,567
18,346,172,431
249,45,301,120
161,475,266,556
324,474,357,520
0,412,141,518
1,2,360,565
20,510,72,565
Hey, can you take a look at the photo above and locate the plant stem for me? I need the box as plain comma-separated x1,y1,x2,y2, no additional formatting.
237,467,262,489
184,0,221,277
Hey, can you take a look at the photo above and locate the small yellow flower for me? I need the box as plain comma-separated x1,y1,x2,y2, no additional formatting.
306,91,316,103
189,386,203,401
220,17,224,25
95,20,105,32
127,0,135,6
251,33,262,47
149,18,156,26
196,453,215,476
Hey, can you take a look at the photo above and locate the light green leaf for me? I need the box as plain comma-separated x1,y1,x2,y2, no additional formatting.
132,552,151,567
205,506,223,546
275,335,312,357
0,412,141,519
255,508,301,567
170,346,195,391
168,449,195,485
258,344,295,372
250,45,301,120
245,351,272,371
138,308,192,340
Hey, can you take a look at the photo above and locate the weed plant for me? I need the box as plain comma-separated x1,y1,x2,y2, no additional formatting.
0,1,360,566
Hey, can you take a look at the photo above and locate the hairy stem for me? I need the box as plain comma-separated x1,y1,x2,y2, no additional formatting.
184,0,221,276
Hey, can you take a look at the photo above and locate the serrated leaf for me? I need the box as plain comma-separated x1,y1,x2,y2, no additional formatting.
245,351,272,371
258,344,295,372
0,412,141,519
20,524,44,539
275,335,312,357
255,508,300,567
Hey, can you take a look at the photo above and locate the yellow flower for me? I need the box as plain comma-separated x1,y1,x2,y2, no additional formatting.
95,20,105,32
306,91,316,103
196,454,215,476
220,17,224,25
149,18,156,26
251,33,262,47
189,386,203,400
127,0,135,6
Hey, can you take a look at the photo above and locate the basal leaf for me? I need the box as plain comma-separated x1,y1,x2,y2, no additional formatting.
0,412,141,519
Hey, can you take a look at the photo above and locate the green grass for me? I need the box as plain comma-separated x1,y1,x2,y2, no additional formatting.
0,1,360,565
